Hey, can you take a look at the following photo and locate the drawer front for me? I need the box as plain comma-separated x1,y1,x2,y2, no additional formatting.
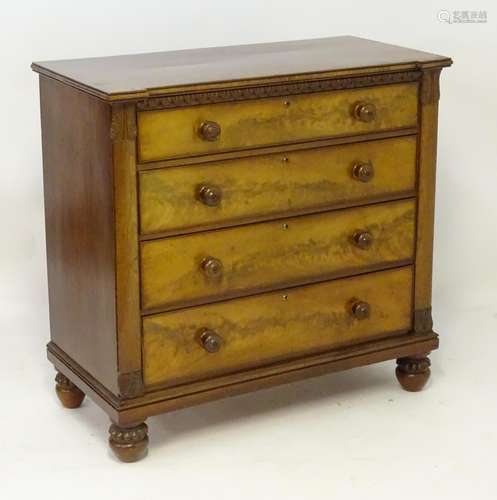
139,136,416,235
143,267,413,388
137,83,418,162
141,199,415,311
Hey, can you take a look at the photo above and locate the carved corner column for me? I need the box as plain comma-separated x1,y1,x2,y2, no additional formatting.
111,104,144,400
413,67,442,334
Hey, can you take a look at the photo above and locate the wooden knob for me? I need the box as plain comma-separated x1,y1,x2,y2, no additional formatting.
351,301,370,320
201,257,223,278
197,185,222,206
200,329,222,353
353,230,373,249
352,162,374,182
354,102,376,122
199,120,221,141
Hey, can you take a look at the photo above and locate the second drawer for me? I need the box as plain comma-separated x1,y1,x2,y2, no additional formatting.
140,198,415,311
139,135,417,236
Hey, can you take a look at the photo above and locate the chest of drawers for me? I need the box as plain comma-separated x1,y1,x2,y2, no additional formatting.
32,36,451,462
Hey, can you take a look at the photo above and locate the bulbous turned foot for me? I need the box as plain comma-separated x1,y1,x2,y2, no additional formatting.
55,372,85,408
109,422,149,462
396,354,431,392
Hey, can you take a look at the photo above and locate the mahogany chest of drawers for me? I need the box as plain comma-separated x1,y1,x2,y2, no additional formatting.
32,36,451,461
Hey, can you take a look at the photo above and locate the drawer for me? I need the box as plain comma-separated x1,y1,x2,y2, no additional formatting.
140,199,415,311
139,135,416,235
137,83,418,162
143,266,413,388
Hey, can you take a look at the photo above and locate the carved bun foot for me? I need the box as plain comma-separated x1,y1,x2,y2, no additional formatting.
109,422,149,462
55,372,85,408
396,354,431,392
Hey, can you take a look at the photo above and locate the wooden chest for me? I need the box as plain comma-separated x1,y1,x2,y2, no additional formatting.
32,36,451,462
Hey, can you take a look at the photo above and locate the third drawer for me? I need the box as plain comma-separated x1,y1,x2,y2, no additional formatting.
140,198,416,312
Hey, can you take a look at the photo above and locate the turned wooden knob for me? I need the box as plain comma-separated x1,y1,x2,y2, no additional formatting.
354,102,377,122
201,256,223,278
352,161,374,182
353,230,373,249
200,329,222,353
199,120,221,141
197,185,222,206
351,301,370,320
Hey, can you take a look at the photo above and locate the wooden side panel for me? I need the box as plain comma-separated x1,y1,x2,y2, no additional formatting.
141,199,416,311
414,69,442,332
143,267,413,388
139,135,417,236
40,77,118,394
137,83,418,161
111,104,144,399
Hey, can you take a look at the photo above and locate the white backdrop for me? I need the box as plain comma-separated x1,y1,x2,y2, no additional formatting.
1,1,496,499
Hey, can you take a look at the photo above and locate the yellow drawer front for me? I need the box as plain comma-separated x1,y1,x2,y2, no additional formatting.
139,135,416,235
143,267,413,388
140,199,415,311
137,83,418,162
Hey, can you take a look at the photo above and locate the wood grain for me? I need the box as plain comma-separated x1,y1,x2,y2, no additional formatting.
111,104,143,397
139,135,417,235
140,199,416,312
39,76,119,394
414,68,441,323
137,83,418,161
143,267,413,388
137,128,418,171
32,36,451,101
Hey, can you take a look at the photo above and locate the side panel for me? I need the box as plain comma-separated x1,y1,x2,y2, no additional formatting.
40,77,118,394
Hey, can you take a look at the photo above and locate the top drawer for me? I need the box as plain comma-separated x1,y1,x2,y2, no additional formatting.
137,83,418,162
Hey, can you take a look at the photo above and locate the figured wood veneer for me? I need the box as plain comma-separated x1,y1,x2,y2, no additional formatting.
137,83,418,161
143,267,413,387
140,199,416,311
139,135,417,236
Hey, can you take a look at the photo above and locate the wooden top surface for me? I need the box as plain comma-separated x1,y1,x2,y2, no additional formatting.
32,36,451,101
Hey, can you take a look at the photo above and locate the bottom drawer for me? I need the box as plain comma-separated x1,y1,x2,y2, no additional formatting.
143,266,413,388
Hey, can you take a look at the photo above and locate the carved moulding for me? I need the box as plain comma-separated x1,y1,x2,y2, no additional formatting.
137,70,422,111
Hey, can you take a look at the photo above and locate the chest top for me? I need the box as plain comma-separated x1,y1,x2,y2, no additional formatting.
31,36,451,101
